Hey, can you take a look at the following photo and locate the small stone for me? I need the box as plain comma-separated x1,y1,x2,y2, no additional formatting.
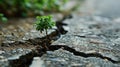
0,56,8,62
85,50,97,54
16,48,24,52
71,63,83,67
0,31,3,35
0,51,5,54
30,57,44,67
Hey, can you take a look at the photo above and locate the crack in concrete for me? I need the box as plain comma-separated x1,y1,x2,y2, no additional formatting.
7,15,72,67
49,45,120,64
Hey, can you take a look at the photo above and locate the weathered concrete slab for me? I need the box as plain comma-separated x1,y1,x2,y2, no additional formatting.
41,49,120,67
50,15,120,66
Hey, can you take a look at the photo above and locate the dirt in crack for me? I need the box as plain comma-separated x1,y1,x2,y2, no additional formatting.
8,32,57,67
8,14,72,67
49,45,120,64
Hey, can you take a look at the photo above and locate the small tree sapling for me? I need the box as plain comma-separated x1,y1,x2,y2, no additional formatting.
34,15,55,39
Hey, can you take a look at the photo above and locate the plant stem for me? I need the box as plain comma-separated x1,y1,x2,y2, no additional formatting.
45,29,49,50
45,29,50,44
45,29,48,39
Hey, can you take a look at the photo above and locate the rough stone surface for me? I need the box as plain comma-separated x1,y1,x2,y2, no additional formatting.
50,15,120,66
2,48,31,60
41,49,120,67
0,56,9,67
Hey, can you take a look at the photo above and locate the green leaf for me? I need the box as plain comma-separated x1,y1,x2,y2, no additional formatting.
34,15,55,34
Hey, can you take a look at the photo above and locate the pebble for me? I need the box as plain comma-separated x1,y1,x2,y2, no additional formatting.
0,51,5,54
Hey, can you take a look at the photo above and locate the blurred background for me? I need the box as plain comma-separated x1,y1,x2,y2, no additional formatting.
1,0,120,22
0,0,69,22
81,0,120,18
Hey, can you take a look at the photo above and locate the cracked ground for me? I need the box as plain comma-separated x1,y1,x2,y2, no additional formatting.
1,0,120,67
